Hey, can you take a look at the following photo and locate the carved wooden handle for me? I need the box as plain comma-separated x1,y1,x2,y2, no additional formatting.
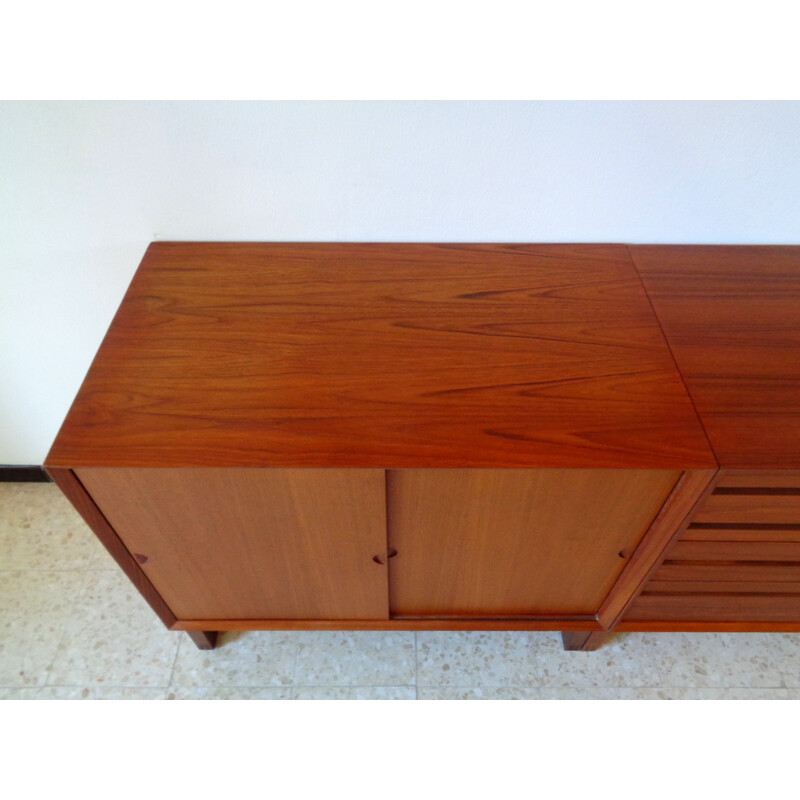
373,548,398,565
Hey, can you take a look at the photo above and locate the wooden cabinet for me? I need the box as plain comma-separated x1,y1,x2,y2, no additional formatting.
45,243,800,650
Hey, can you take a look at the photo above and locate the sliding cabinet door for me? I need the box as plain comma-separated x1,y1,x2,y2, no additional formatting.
77,468,389,621
387,468,680,617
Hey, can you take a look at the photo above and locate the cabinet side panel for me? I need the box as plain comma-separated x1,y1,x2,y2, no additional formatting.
387,468,681,617
75,468,389,621
47,467,178,628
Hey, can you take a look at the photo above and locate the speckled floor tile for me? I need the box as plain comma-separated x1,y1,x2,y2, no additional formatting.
167,686,292,700
292,686,416,699
528,632,665,688
776,637,800,687
294,631,416,686
646,632,800,688
0,570,85,687
48,570,179,687
417,632,535,687
37,686,169,699
417,631,663,688
0,484,112,570
171,631,298,687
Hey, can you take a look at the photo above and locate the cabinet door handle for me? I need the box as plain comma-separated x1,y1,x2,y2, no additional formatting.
373,548,398,565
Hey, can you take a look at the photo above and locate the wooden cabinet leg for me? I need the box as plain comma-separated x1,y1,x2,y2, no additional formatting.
561,631,610,651
187,630,218,650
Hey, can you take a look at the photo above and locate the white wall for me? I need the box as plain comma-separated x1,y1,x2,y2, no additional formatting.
2,101,799,464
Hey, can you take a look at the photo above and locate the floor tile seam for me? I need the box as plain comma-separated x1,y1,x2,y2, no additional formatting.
42,571,94,689
166,632,184,688
287,683,417,691
415,683,792,690
0,568,117,573
414,683,794,688
19,684,171,690
290,683,416,689
0,684,46,691
4,684,407,691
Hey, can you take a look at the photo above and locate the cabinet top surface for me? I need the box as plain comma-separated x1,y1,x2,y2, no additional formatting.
47,242,717,469
631,245,800,469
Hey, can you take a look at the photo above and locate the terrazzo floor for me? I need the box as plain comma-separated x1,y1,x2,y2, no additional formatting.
2,481,800,700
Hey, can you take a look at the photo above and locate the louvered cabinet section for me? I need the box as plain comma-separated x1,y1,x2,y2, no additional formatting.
625,471,800,622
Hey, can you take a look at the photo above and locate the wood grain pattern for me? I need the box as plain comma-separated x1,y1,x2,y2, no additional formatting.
45,243,714,470
643,580,800,594
75,468,389,621
630,245,800,469
172,618,604,632
668,541,800,561
624,594,800,622
715,470,800,489
693,493,800,524
386,468,680,617
617,621,800,632
683,526,800,542
654,563,800,582
45,467,178,628
595,468,716,627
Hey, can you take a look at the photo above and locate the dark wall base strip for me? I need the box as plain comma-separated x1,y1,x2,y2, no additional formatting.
0,466,52,482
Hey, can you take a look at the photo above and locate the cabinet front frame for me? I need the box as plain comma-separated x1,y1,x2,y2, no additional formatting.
47,466,717,638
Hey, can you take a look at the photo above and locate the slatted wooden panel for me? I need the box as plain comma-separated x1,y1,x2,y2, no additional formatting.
624,472,800,623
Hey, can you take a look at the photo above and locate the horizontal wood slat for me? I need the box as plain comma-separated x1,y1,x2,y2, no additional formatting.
645,580,800,594
683,526,800,542
625,593,800,622
668,541,800,562
693,493,800,524
715,470,800,489
617,621,800,632
654,563,800,582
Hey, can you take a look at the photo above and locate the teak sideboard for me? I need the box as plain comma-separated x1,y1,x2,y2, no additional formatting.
44,243,800,650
